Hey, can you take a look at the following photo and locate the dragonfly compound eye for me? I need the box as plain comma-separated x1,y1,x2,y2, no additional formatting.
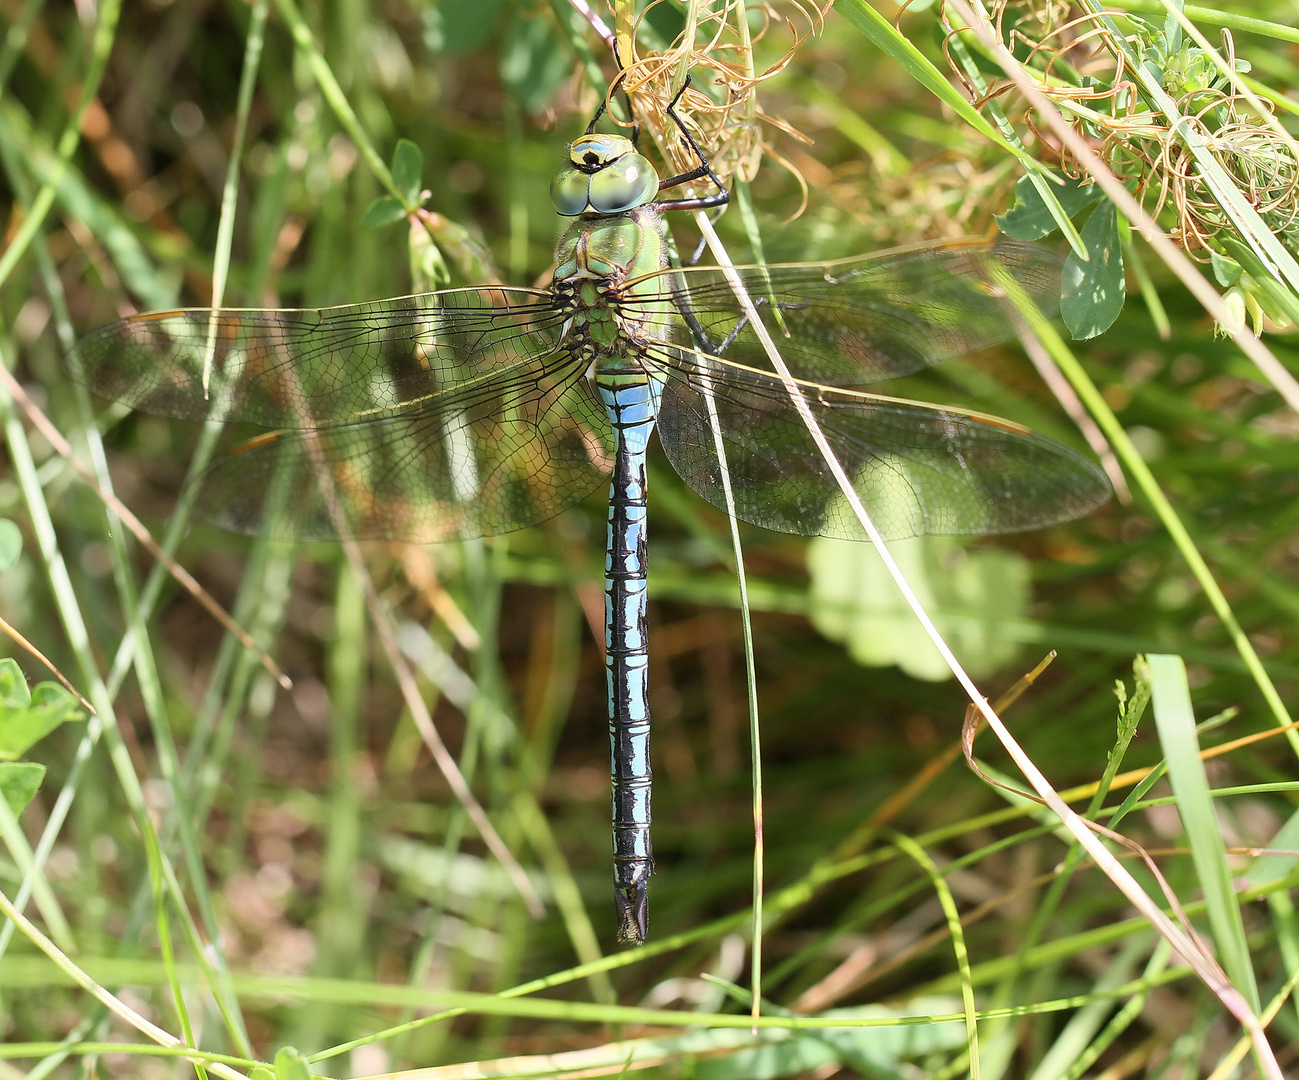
551,164,594,216
587,154,659,214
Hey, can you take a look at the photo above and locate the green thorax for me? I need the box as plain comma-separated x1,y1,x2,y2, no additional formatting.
554,209,667,284
553,210,675,378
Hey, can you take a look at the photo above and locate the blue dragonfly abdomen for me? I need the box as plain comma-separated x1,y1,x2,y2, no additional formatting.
596,374,661,944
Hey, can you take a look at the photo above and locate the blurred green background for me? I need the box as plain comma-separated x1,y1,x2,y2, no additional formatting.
2,0,1299,1076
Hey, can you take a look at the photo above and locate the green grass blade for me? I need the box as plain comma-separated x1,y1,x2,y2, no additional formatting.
835,0,1041,171
1144,653,1259,1012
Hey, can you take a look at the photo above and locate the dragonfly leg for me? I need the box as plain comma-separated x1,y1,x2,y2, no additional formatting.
650,75,730,213
586,56,639,143
669,282,767,356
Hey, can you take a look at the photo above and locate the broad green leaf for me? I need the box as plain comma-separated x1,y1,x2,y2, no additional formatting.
997,170,1102,240
423,0,506,55
500,12,574,115
392,139,424,204
361,196,407,229
1209,249,1242,288
0,518,20,569
0,658,28,706
0,760,45,816
0,658,87,760
273,1047,315,1080
1062,200,1125,339
690,1035,837,1080
691,999,965,1079
807,536,1030,682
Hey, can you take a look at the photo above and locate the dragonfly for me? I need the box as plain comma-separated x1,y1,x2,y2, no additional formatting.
69,86,1110,944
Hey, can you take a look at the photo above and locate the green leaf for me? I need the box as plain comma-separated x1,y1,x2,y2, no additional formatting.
248,1069,275,1080
1061,200,1126,339
361,196,407,229
642,0,686,49
691,999,966,1079
273,1047,315,1080
997,170,1102,240
807,536,1030,682
0,657,28,707
1144,654,1260,1011
1209,249,1242,288
0,657,87,760
690,1036,836,1080
408,217,450,293
500,13,573,115
392,139,424,203
1247,806,1299,889
0,518,20,570
0,760,45,816
423,0,506,55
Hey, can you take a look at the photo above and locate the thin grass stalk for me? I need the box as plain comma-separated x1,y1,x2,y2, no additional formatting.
73,374,253,1051
0,0,43,89
694,339,765,1019
974,664,1148,1058
0,794,73,949
292,562,368,1050
0,0,121,290
1206,958,1299,1080
0,889,249,1080
942,31,1088,257
1101,1,1299,42
833,0,1038,171
269,0,407,205
889,831,982,1077
1022,934,1150,1080
143,826,206,1080
1057,941,1174,1080
1,355,253,1056
260,8,541,922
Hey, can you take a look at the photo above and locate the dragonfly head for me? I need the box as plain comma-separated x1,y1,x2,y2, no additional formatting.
552,133,660,217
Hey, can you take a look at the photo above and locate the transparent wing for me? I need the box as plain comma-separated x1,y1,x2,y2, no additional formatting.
649,346,1110,541
69,289,611,541
68,287,563,426
624,238,1062,387
187,354,608,542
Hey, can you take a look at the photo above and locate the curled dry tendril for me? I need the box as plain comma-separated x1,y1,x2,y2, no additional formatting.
938,2,1299,258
